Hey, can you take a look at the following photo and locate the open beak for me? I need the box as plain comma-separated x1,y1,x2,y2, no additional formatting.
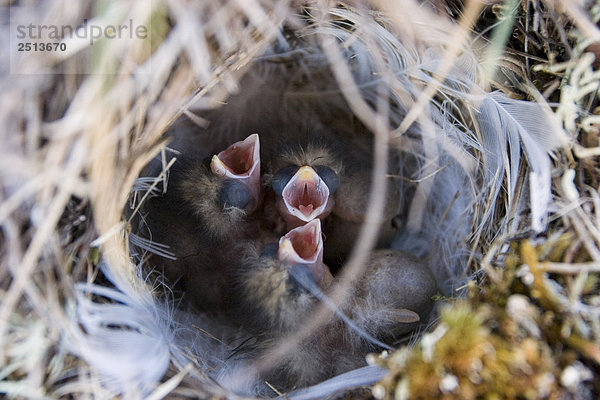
210,133,261,210
278,166,334,227
278,219,333,288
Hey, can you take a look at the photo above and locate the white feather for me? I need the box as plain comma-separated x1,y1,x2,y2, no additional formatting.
473,91,567,233
64,260,171,396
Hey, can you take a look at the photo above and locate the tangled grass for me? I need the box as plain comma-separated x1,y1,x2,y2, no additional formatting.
1,0,599,398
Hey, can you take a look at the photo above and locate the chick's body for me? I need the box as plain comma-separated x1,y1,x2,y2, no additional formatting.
138,124,270,316
233,240,437,390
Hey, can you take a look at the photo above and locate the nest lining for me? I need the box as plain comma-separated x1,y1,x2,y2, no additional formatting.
1,0,600,398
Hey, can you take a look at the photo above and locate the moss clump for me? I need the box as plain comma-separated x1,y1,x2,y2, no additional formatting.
375,239,599,399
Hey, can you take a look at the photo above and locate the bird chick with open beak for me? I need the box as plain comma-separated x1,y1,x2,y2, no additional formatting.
267,139,341,230
265,137,403,267
137,133,264,314
235,218,333,332
232,217,437,391
179,133,263,241
272,164,339,229
281,249,437,390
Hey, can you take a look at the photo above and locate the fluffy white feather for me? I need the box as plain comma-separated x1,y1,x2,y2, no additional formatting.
64,260,171,396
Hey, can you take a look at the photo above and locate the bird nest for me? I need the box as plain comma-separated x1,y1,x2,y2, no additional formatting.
1,0,599,398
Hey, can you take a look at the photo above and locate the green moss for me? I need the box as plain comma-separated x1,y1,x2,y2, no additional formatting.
377,238,600,399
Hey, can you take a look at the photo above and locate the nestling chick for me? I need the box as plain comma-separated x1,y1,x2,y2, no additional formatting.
235,219,333,332
232,218,437,390
265,137,403,267
210,133,262,213
138,134,264,314
271,163,339,229
179,133,263,241
276,249,436,390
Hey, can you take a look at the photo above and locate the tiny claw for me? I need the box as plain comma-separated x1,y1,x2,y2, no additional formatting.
392,308,420,324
